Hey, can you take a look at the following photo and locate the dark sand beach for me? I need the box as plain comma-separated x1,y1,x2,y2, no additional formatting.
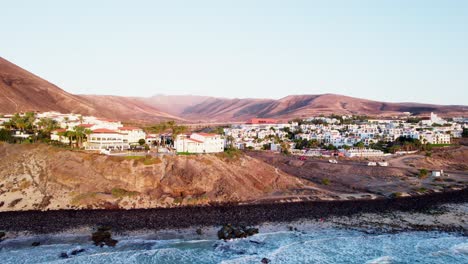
0,188,466,234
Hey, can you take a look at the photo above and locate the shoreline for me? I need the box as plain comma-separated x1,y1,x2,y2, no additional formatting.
0,188,466,235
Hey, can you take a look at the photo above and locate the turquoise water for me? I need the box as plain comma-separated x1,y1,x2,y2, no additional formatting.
0,228,467,263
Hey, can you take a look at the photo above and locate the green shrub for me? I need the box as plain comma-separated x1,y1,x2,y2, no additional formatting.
111,188,139,198
391,192,403,198
418,169,428,179
415,187,428,193
321,178,330,185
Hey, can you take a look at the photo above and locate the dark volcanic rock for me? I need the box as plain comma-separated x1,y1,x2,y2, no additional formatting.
59,252,68,258
0,231,5,242
261,258,271,264
91,226,118,247
217,224,259,240
70,248,86,255
0,189,466,234
31,241,40,247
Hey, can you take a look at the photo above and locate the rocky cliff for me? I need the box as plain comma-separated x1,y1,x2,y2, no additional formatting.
0,143,306,211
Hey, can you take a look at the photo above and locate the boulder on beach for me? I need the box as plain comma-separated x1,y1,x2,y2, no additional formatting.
70,248,86,255
217,224,259,240
91,226,118,247
0,231,5,242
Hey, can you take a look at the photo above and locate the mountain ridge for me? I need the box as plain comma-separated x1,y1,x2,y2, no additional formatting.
1,56,466,123
0,57,181,122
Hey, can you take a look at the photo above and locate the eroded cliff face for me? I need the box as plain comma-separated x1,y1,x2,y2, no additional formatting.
0,143,305,211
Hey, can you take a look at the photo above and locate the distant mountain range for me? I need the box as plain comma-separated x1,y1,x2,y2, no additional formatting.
0,57,180,122
1,56,466,123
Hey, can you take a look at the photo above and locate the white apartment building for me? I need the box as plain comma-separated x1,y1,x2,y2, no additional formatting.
175,133,225,153
118,127,146,144
85,129,128,150
340,148,385,158
420,132,451,144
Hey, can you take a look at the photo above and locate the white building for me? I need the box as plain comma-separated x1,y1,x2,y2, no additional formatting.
85,128,128,150
175,133,225,153
340,148,385,158
422,112,446,126
420,131,451,144
50,128,70,144
118,127,146,144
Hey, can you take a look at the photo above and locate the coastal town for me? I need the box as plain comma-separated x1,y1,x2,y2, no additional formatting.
0,111,467,159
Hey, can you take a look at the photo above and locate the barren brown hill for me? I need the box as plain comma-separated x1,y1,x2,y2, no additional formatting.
0,57,95,114
140,94,212,116
77,95,182,122
1,56,466,123
145,94,467,122
0,57,178,122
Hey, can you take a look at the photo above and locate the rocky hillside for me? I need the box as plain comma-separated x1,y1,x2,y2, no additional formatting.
0,57,177,122
1,56,466,122
145,94,468,122
0,143,307,211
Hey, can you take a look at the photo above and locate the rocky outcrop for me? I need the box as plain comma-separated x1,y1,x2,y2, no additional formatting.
0,143,306,211
91,227,118,247
217,224,259,240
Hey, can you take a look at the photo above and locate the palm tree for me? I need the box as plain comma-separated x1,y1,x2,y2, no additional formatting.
63,117,69,129
65,130,76,147
73,126,86,148
148,122,168,148
226,135,235,149
37,118,59,136
57,131,67,143
84,129,92,142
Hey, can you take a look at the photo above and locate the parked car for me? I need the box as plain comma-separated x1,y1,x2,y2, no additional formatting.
328,159,338,164
367,162,377,166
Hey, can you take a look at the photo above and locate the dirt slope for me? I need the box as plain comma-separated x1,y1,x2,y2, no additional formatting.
0,143,307,211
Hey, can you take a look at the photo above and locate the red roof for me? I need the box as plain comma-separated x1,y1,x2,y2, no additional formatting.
247,118,277,124
195,132,218,137
52,128,67,133
92,128,120,134
118,126,142,131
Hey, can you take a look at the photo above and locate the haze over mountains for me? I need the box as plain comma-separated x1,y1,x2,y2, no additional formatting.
1,56,466,123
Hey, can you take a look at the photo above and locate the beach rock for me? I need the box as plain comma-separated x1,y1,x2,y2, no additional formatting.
0,231,5,242
70,248,86,255
196,228,203,235
59,252,69,258
217,224,259,240
31,241,40,247
91,226,118,247
261,258,271,264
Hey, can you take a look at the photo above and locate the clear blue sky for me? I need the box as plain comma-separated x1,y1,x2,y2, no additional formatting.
2,0,467,105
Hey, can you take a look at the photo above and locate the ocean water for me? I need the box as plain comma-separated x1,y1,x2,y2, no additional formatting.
0,228,467,264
